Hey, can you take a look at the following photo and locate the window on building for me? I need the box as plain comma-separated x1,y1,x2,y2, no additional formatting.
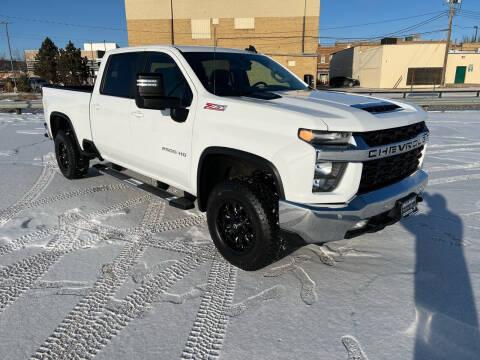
144,52,193,107
406,67,443,85
287,60,296,67
101,52,145,98
191,19,211,39
234,17,255,29
321,56,326,64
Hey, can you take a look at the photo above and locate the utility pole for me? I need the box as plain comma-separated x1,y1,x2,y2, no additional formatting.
475,26,478,42
170,0,175,45
301,0,307,53
441,0,458,86
1,21,17,92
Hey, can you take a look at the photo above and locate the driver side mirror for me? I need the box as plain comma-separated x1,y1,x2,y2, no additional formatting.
135,73,182,110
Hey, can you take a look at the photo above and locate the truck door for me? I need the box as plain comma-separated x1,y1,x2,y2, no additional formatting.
129,51,196,191
90,51,145,166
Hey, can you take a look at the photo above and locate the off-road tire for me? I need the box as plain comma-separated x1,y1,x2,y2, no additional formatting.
207,178,280,271
54,130,90,179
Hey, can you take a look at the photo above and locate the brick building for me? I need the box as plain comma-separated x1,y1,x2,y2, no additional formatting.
317,45,343,85
125,0,321,82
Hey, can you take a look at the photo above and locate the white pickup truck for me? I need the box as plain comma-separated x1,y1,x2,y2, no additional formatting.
43,45,429,270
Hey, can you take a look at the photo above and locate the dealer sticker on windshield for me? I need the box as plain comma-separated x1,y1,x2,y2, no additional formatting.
204,103,227,111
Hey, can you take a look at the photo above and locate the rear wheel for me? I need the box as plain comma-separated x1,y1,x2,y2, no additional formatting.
54,130,89,179
206,178,280,271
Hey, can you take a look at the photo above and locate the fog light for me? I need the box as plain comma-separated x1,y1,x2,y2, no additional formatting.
312,161,347,192
352,219,369,230
315,162,333,176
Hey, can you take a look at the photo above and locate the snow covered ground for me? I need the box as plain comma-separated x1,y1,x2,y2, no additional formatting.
0,110,479,360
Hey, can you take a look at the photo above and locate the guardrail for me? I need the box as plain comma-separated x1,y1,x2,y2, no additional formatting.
325,88,480,98
403,97,480,107
0,100,43,114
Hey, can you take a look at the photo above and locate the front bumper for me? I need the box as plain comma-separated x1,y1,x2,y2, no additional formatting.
279,170,428,243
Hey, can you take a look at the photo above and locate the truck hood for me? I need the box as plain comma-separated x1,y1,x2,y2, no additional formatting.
242,89,427,132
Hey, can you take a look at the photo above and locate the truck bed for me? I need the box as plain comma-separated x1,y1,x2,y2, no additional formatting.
42,85,94,147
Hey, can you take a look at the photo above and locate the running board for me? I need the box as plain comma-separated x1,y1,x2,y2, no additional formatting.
93,164,195,210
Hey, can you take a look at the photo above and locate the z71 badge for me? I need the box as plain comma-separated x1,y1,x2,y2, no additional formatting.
204,103,227,111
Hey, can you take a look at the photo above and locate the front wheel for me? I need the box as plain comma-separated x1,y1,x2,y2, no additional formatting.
206,178,280,271
54,130,89,179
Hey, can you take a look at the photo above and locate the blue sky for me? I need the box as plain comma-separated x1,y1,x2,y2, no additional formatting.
0,0,479,57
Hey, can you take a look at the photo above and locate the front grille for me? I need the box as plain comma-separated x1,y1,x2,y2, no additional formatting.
356,122,426,147
358,146,423,194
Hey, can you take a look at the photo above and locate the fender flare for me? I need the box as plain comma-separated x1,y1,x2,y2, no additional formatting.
50,111,82,150
196,147,285,211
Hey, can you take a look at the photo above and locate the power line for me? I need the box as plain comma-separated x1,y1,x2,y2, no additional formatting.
318,10,447,30
0,13,320,37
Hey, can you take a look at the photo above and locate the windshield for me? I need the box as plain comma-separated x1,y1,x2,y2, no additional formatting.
182,51,309,97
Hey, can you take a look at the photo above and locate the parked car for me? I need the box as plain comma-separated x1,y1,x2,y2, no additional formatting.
330,76,360,88
42,45,429,270
29,78,49,93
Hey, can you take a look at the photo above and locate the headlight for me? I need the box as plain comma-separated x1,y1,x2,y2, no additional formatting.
298,129,351,145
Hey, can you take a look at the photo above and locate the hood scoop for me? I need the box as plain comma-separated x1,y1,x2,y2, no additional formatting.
351,101,401,114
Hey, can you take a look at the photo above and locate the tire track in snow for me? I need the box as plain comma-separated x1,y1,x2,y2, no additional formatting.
428,147,480,155
0,197,148,312
0,196,148,257
32,250,210,359
32,200,166,359
181,255,237,360
425,161,480,173
31,201,210,359
429,173,480,185
427,141,480,149
0,184,129,227
0,153,57,226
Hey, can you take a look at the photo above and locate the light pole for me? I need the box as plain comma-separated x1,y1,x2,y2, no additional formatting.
475,26,478,42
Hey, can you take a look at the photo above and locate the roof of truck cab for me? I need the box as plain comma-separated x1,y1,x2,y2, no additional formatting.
106,45,253,54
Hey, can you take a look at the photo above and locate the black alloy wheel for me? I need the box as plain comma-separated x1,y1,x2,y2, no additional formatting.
54,130,90,179
216,200,255,253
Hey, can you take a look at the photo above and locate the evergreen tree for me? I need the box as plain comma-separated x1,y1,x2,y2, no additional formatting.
16,73,32,92
57,41,89,86
34,37,58,83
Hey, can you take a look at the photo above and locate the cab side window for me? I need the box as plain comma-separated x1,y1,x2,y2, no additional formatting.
145,53,193,107
101,52,145,98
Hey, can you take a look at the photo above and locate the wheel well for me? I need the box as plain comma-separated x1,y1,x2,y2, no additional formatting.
50,112,73,139
197,148,284,212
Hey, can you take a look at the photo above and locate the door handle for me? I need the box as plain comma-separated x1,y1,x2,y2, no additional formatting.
131,111,144,118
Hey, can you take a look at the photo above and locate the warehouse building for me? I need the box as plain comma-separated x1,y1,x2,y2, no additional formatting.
330,40,480,88
124,0,321,82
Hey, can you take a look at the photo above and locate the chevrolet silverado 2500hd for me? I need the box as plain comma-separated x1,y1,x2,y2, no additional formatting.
43,45,429,270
